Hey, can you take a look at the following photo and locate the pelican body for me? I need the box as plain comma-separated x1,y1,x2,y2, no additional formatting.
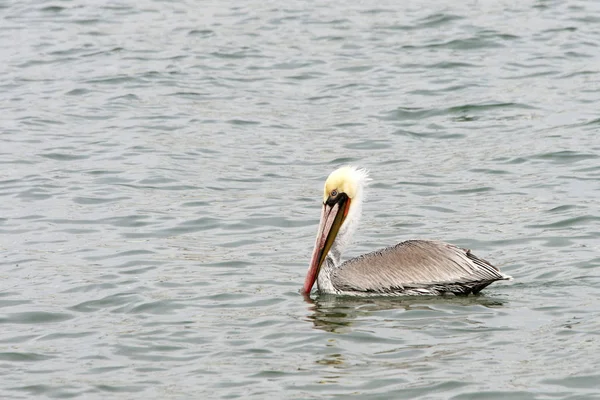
303,166,511,296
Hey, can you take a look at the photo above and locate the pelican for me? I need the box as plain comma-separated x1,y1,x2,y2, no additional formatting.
303,166,512,296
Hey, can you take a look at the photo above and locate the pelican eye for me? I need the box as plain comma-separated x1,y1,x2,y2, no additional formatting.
330,189,338,197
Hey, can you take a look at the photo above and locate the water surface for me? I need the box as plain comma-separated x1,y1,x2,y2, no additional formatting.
1,0,600,399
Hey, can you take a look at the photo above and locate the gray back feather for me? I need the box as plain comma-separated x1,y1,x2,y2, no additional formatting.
332,240,510,294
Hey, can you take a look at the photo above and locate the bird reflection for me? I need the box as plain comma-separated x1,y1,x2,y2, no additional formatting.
304,292,506,334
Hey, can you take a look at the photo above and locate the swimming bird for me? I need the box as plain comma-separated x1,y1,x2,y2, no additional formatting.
303,166,512,296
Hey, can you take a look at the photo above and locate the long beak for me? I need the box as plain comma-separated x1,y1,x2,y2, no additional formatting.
303,195,350,294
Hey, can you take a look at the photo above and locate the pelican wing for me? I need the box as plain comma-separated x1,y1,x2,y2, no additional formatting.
331,240,510,295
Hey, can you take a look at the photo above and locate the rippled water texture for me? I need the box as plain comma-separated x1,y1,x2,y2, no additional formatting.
1,0,600,399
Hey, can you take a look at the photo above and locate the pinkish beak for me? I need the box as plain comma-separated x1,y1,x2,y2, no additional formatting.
303,196,350,294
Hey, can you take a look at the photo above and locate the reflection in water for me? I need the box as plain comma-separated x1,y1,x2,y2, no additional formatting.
306,294,506,334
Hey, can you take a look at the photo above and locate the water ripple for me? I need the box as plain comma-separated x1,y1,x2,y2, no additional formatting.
1,0,600,399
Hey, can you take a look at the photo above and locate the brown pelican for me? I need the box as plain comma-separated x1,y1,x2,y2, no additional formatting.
303,166,512,296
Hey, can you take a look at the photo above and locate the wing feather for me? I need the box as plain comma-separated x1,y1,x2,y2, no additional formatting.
331,240,510,294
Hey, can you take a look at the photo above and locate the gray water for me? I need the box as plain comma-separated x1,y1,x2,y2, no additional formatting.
1,0,600,399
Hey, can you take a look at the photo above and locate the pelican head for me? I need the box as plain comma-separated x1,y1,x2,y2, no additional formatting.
303,166,369,294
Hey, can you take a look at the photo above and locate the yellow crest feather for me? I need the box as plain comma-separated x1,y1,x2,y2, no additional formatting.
323,166,369,202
